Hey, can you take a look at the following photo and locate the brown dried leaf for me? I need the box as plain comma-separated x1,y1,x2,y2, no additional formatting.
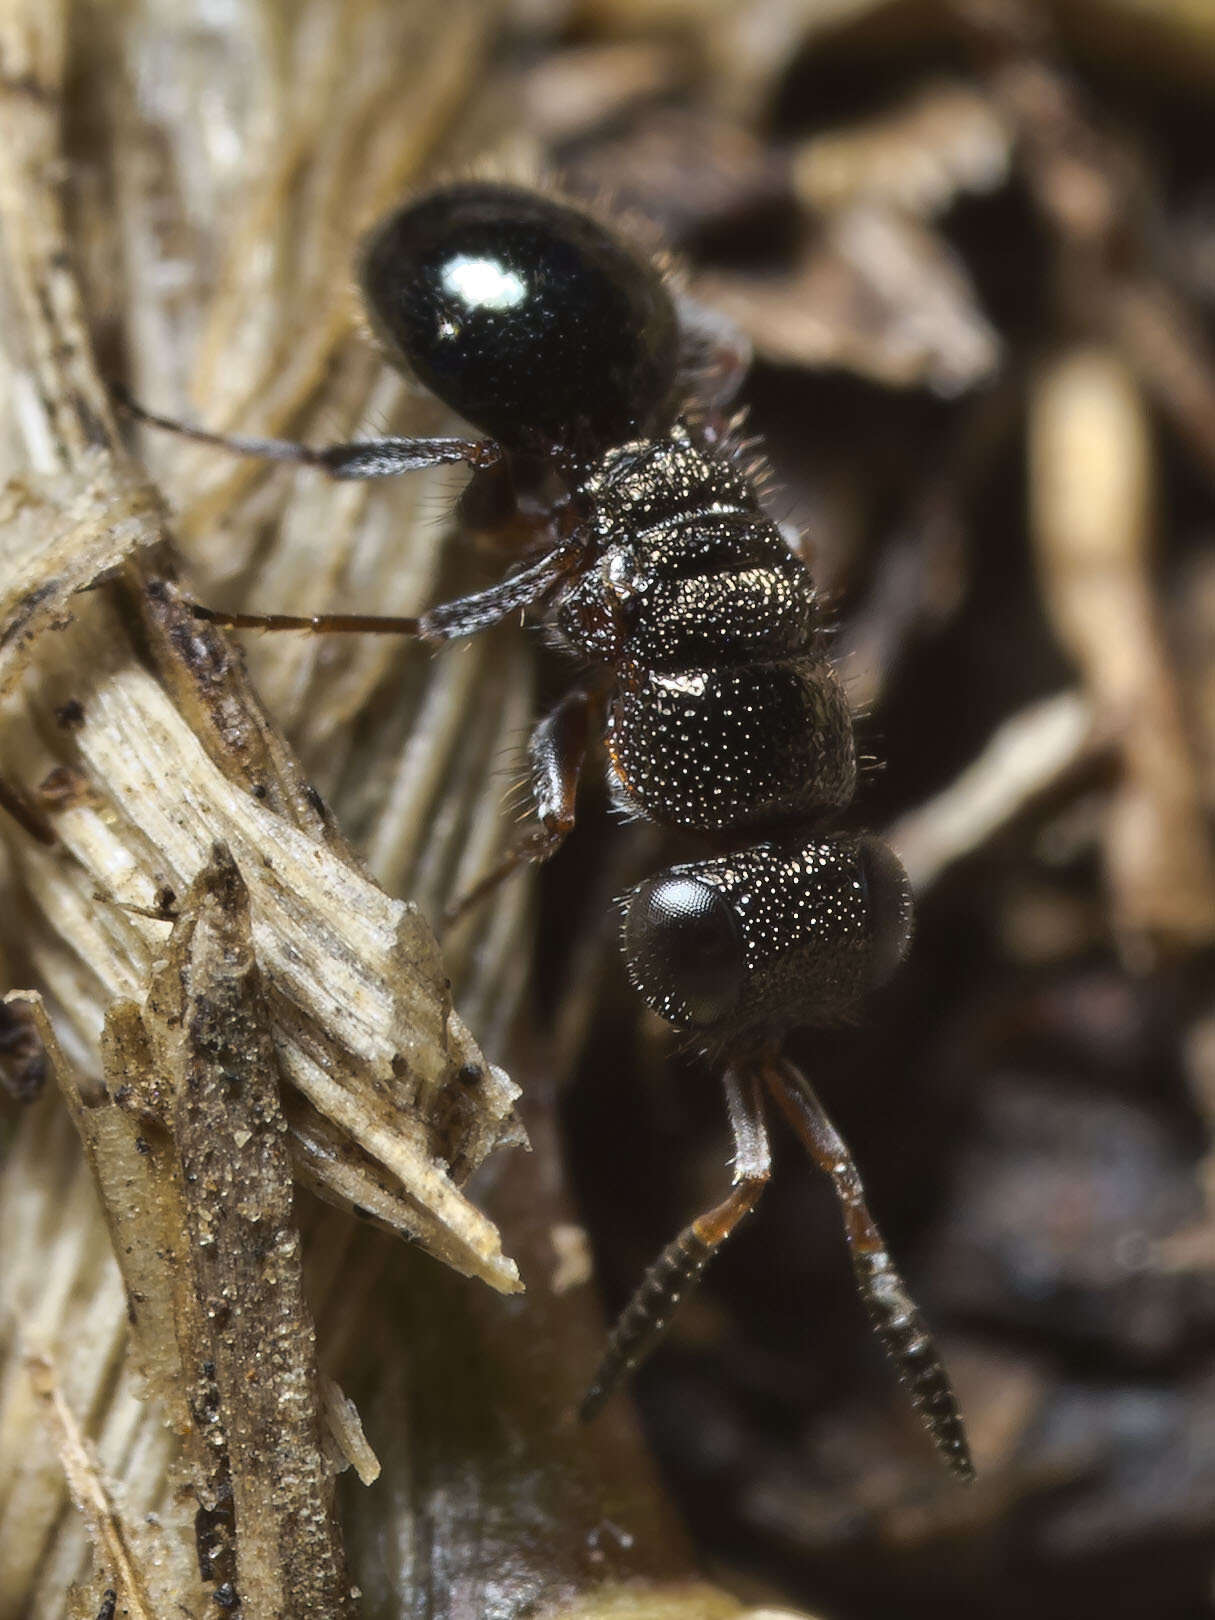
792,80,1011,217
697,207,1000,393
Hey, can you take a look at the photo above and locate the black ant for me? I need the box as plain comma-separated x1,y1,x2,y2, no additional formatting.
118,180,974,1482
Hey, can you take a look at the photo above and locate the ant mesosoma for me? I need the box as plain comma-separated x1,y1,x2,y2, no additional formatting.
119,180,974,1482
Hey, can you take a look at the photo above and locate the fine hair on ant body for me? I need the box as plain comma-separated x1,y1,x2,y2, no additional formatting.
118,179,974,1482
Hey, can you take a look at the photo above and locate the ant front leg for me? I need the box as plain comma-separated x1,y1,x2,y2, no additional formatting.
114,385,502,480
441,684,600,930
764,1055,975,1483
580,1066,771,1420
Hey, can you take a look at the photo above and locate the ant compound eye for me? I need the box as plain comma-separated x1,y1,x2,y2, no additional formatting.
857,837,914,989
359,183,678,452
623,874,745,1030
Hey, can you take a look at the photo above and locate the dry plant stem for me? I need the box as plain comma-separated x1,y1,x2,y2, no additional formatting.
150,2,504,560
1029,348,1215,956
0,0,520,1273
22,1353,163,1620
966,0,1215,482
889,689,1100,896
138,846,354,1618
0,1055,207,1617
13,861,361,1620
0,553,522,1290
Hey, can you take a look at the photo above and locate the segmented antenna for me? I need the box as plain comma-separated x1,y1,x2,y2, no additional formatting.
579,1225,714,1421
847,1237,974,1482
582,1068,772,1422
765,1057,975,1483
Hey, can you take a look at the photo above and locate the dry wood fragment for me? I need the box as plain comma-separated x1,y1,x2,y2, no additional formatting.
23,1351,175,1620
0,1074,204,1617
137,844,354,1618
890,689,1101,895
698,206,1000,394
0,0,536,1610
0,0,524,1283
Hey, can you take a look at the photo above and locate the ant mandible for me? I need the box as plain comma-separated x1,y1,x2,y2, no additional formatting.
120,180,974,1482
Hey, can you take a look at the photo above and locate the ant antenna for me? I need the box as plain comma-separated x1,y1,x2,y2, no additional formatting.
581,1066,770,1421
763,1054,975,1483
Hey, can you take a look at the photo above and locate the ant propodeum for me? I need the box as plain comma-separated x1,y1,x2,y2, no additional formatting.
119,180,974,1481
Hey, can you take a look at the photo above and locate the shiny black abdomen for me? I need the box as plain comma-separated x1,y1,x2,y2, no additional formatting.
360,184,679,453
557,428,857,835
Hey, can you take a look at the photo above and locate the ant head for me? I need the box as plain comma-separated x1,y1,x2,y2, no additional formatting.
621,835,913,1038
359,183,679,455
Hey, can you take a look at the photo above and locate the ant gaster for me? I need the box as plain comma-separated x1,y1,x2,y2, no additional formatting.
121,181,974,1482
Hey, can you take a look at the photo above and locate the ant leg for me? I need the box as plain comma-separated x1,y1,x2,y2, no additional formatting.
442,685,597,929
114,385,502,480
181,531,585,640
120,390,586,639
763,1055,975,1483
675,291,753,429
580,1066,771,1420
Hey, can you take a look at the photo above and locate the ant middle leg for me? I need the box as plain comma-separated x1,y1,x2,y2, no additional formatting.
441,684,600,930
185,534,586,642
580,1066,771,1420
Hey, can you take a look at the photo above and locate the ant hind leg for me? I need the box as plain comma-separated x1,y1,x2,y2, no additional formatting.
674,291,753,444
113,384,502,480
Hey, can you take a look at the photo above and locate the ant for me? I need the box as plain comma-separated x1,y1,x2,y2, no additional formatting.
118,180,974,1482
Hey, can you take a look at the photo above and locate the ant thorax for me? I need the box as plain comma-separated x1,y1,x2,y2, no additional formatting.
557,424,857,837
